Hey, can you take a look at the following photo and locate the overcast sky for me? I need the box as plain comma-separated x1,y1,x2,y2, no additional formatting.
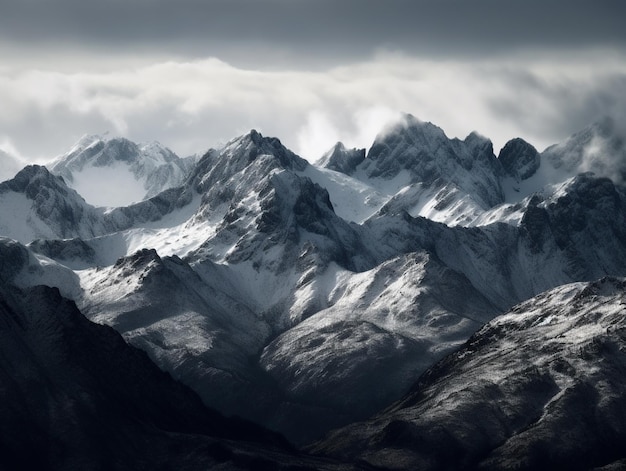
1,0,625,164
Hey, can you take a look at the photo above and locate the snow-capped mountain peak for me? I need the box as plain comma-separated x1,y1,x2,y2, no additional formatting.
317,142,365,175
542,116,626,183
0,165,109,243
222,129,308,170
499,137,541,182
343,113,504,226
362,113,501,186
363,114,451,178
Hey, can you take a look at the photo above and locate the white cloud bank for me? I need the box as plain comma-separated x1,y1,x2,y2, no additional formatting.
1,51,626,163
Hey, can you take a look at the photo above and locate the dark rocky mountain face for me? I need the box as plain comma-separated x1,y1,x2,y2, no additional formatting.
518,174,626,265
0,237,82,300
0,284,314,471
258,251,500,443
362,170,626,312
189,130,308,197
69,133,380,444
360,114,504,210
499,137,540,181
0,237,30,282
319,142,366,175
188,130,375,290
311,277,626,471
542,116,626,182
80,248,278,423
28,237,98,268
0,165,106,240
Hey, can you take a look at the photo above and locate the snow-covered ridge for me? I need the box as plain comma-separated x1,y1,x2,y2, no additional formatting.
312,114,626,228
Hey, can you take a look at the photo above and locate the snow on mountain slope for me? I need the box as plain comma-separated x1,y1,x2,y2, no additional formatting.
259,251,498,443
476,117,626,227
0,282,331,471
0,165,111,243
317,142,365,175
333,115,626,229
0,163,209,255
185,131,375,322
299,164,388,223
363,171,626,312
312,277,626,471
0,237,81,299
349,114,504,226
50,134,196,207
490,140,589,213
19,130,365,439
81,189,211,265
496,137,555,203
77,248,276,421
361,115,502,203
468,171,626,304
382,180,489,226
51,132,626,442
63,131,381,444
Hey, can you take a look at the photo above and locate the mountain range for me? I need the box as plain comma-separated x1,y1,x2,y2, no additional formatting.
1,113,626,469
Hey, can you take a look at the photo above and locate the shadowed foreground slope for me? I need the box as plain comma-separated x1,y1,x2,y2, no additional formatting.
312,278,626,471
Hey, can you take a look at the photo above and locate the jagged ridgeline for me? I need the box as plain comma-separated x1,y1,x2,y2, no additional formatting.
1,113,626,469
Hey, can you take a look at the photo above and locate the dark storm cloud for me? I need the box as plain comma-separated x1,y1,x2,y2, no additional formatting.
2,0,625,65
